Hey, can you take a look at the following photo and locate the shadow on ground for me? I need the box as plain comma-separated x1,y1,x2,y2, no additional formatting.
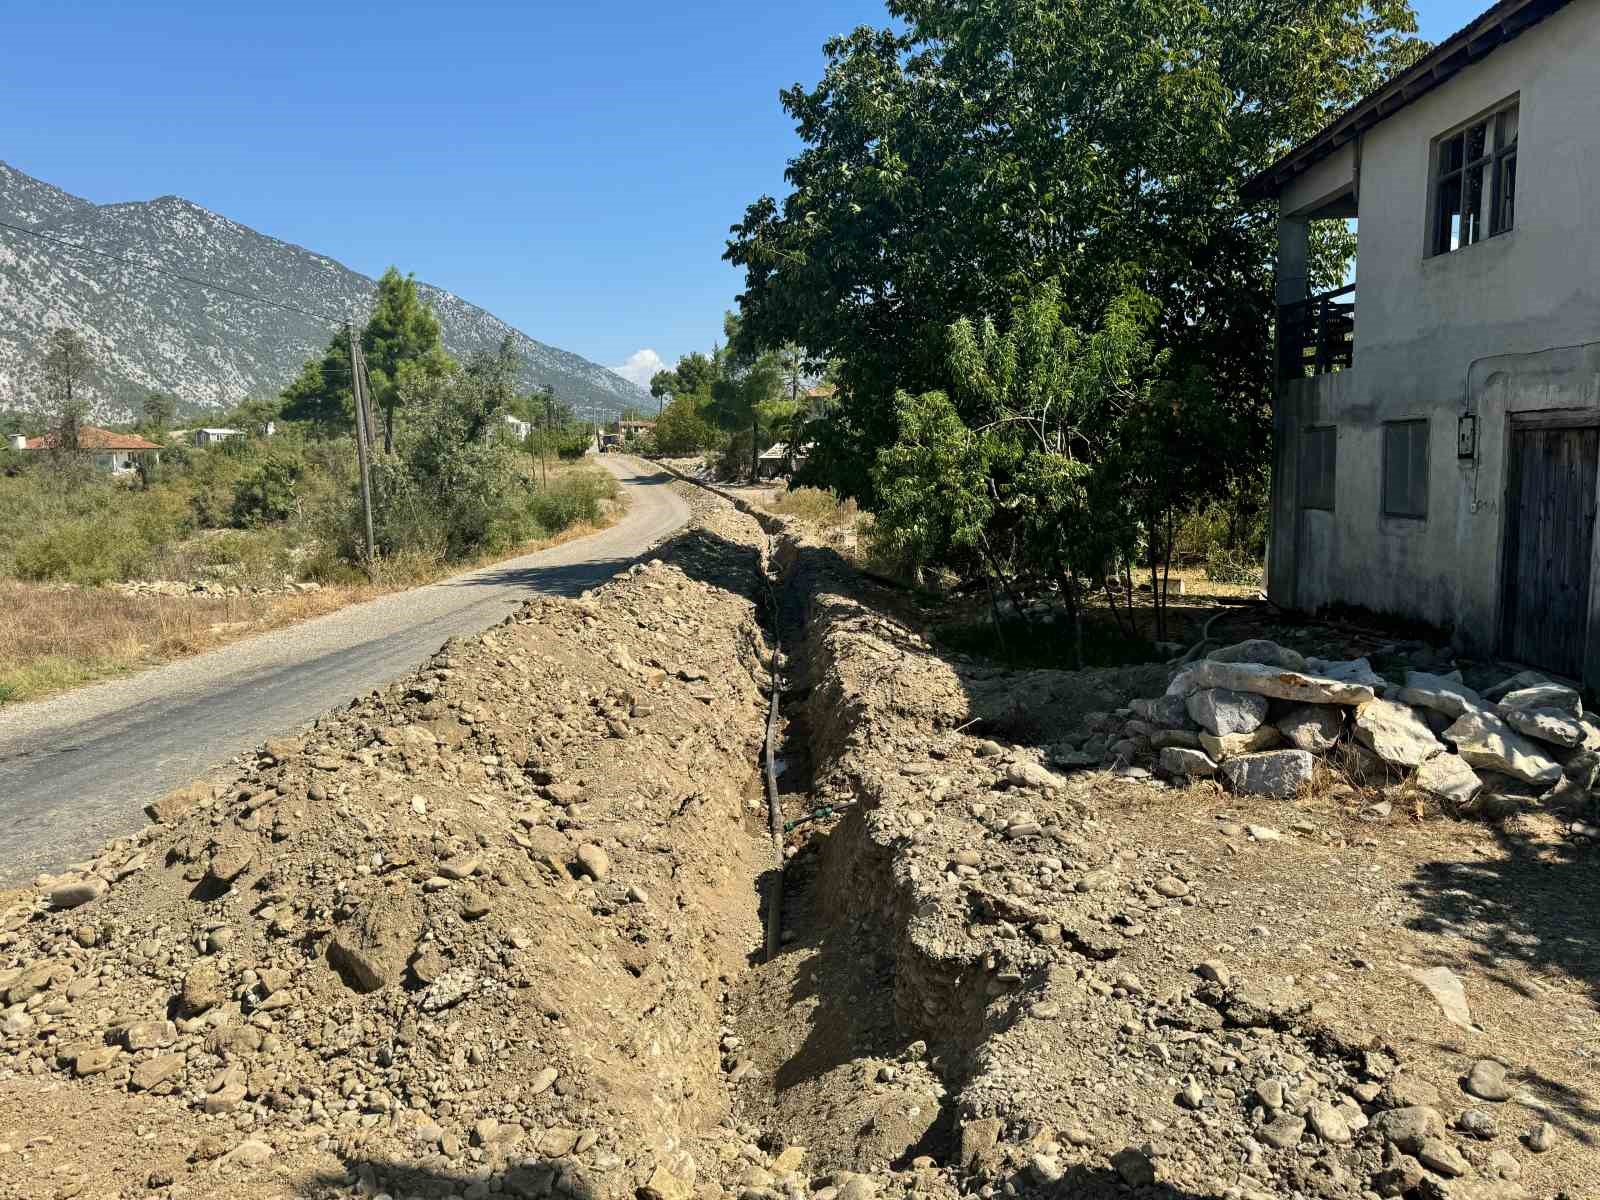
294,1155,1217,1199
1400,811,1600,1147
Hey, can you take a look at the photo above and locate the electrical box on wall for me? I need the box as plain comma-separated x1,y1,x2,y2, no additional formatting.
1457,413,1478,459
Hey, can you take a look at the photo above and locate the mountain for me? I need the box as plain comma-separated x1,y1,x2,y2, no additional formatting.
0,161,648,421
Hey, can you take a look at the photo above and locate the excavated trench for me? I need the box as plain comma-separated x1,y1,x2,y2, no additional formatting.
714,525,987,1192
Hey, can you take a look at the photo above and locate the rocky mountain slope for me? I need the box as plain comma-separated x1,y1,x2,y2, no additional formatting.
0,161,648,421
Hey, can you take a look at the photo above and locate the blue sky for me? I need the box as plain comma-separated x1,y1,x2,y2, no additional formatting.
4,0,1481,388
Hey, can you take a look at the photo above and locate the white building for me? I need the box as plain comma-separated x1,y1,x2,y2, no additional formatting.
1250,0,1600,685
193,427,241,447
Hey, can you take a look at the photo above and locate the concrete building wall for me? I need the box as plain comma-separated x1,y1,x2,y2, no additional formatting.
1269,1,1600,678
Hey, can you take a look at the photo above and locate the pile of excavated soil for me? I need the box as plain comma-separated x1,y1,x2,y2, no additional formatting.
728,530,1595,1200
0,500,789,1200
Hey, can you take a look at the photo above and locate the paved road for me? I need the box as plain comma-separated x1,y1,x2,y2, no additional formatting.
0,456,689,885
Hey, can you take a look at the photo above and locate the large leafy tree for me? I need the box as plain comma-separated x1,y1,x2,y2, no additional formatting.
363,267,453,452
727,0,1426,503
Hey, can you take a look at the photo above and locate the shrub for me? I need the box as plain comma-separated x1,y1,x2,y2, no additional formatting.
528,470,615,534
1204,545,1264,585
13,517,155,585
231,454,304,527
767,486,858,529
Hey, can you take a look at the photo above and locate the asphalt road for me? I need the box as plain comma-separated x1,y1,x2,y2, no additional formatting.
0,456,690,886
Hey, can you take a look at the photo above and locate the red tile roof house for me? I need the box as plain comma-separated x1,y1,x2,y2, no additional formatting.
12,426,163,474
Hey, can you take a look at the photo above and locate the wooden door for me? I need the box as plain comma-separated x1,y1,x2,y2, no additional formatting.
1500,417,1600,677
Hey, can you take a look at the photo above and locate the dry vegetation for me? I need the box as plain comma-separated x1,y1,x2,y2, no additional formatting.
0,468,623,706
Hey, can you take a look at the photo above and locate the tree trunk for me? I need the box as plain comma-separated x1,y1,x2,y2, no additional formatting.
1161,507,1176,645
983,572,1009,657
383,405,394,455
1054,563,1084,669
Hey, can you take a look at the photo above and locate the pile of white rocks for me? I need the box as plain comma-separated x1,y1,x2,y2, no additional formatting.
1115,639,1598,807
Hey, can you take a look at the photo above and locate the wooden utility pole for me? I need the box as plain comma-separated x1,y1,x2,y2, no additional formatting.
347,321,377,572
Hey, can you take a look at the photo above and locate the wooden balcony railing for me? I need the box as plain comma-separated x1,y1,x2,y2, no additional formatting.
1278,284,1354,382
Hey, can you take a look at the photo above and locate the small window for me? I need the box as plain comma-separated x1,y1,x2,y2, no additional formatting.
1431,99,1518,255
1300,425,1336,510
1383,420,1429,519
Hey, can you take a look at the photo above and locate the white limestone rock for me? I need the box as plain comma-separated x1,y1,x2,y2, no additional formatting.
1482,670,1550,702
1168,660,1376,706
1499,683,1582,716
1414,753,1484,807
1501,706,1584,748
1353,699,1444,768
1199,725,1283,761
1392,671,1485,719
1443,711,1563,785
1304,656,1387,688
1185,688,1269,737
1219,749,1316,798
1208,640,1307,671
1276,704,1344,753
1159,746,1218,779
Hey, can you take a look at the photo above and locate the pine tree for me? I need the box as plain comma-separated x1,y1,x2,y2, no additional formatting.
362,268,453,452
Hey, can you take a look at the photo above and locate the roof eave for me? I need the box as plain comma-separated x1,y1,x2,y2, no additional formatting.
1242,0,1569,202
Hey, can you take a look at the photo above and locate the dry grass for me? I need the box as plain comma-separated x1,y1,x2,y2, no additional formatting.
0,507,623,706
764,485,861,530
0,583,355,703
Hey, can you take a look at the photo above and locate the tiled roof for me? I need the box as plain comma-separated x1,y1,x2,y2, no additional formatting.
24,426,163,451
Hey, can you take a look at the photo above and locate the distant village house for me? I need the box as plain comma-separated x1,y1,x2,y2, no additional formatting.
11,426,161,474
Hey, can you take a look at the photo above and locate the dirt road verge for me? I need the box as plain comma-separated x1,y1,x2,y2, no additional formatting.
0,490,777,1200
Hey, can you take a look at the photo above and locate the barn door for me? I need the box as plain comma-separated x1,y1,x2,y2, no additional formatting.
1500,416,1600,677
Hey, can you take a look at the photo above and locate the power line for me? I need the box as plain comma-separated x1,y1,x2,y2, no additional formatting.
0,217,344,325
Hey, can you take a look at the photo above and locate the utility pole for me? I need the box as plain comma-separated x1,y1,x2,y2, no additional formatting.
347,320,377,573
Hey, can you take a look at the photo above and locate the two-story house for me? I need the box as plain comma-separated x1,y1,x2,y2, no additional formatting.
1248,0,1600,686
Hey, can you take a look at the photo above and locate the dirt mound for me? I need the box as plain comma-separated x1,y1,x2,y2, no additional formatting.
0,502,779,1200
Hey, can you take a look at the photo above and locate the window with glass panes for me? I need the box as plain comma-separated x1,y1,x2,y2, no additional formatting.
1431,100,1518,256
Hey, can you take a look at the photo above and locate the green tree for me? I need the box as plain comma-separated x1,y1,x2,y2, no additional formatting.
39,328,93,414
226,395,283,438
279,332,355,436
726,0,1426,503
463,335,521,443
141,391,178,433
653,392,719,454
363,268,453,452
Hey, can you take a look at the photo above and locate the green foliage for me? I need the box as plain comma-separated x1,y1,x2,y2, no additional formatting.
527,470,616,532
230,454,305,528
869,389,993,574
141,391,177,433
225,395,282,437
867,282,1251,646
363,268,454,450
278,332,355,435
725,0,1427,505
766,486,858,529
653,392,720,454
12,518,156,586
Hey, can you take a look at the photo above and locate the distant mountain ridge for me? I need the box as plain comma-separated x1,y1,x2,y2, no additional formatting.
0,161,647,421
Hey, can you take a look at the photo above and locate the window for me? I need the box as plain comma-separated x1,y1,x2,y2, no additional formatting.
1431,100,1518,255
1300,425,1337,510
1383,420,1429,519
